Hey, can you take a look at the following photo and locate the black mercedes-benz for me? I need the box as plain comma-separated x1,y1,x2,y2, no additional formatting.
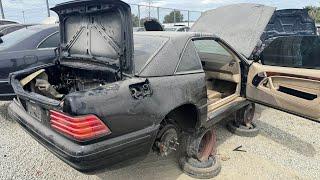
7,0,320,179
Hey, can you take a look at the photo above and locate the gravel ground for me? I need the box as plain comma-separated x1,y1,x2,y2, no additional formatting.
0,101,319,180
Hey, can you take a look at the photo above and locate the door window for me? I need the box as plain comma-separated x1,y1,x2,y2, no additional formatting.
38,32,60,49
194,39,232,58
176,41,203,72
261,36,320,69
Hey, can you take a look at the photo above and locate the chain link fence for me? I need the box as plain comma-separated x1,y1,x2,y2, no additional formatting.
130,4,202,27
0,0,202,27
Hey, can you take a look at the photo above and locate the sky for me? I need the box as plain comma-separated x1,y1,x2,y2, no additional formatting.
1,0,319,23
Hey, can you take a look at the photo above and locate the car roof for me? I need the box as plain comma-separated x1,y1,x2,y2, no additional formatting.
0,24,59,52
134,31,219,77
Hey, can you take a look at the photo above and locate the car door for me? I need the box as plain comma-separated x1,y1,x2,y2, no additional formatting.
246,36,320,122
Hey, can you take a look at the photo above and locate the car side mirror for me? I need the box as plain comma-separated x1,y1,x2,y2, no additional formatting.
252,54,261,63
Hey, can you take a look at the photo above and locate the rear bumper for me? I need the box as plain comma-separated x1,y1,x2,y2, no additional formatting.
8,99,159,172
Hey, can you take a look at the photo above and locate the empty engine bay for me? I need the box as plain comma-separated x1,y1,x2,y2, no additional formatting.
22,65,118,100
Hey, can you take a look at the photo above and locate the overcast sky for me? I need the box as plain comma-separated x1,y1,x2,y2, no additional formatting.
2,0,319,23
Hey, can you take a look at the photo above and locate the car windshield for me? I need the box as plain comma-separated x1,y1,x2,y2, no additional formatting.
261,36,320,69
0,26,40,51
134,35,168,74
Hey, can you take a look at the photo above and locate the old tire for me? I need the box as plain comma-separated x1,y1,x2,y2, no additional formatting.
227,121,259,137
185,128,216,162
180,156,221,179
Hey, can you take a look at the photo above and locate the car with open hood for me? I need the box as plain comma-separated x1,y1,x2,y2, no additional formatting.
8,1,320,178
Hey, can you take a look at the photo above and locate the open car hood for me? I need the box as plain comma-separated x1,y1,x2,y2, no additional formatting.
51,0,133,73
191,3,276,58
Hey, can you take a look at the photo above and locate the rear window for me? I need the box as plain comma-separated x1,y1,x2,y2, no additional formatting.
0,27,40,50
134,35,168,73
261,36,320,69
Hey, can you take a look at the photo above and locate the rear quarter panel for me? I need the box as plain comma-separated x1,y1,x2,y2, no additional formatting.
63,73,207,138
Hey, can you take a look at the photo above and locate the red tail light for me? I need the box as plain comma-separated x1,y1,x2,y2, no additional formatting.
50,110,111,141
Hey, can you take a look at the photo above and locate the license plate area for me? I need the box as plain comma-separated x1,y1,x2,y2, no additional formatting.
26,102,44,122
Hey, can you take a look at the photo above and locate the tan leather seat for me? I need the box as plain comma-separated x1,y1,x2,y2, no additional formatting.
207,89,222,99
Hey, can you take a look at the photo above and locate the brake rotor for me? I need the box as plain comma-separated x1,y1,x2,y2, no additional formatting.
156,125,179,156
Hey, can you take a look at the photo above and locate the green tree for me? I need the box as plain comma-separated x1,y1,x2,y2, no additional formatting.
304,6,320,23
163,10,184,23
132,14,140,27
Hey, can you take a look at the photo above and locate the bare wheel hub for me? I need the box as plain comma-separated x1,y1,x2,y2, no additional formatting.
156,126,179,156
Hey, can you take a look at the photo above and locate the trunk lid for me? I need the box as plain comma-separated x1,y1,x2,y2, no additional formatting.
51,0,133,73
191,3,276,59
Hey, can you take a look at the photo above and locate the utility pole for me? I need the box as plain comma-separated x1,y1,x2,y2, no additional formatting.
0,0,5,19
46,0,50,17
147,0,152,19
138,5,141,27
22,11,25,23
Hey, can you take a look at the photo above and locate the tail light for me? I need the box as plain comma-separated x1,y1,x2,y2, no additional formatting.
50,110,111,141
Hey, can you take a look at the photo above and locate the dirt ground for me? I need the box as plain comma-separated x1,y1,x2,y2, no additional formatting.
0,102,319,180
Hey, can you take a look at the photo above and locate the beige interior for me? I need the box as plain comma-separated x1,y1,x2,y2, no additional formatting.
247,62,320,122
196,42,241,112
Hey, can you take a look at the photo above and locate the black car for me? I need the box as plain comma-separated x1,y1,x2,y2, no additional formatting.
0,25,59,100
8,1,320,179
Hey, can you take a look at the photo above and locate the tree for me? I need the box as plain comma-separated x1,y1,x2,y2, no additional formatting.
304,6,320,23
132,14,140,27
163,10,184,23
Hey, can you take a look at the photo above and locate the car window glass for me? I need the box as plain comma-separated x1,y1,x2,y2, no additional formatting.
134,35,168,74
176,41,202,72
38,32,60,48
0,27,40,50
177,28,185,32
261,36,320,69
194,39,232,57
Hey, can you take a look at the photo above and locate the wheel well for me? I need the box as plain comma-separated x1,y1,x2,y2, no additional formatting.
166,104,199,132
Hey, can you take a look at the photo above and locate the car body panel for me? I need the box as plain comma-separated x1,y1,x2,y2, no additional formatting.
51,0,133,73
8,99,158,171
191,3,276,58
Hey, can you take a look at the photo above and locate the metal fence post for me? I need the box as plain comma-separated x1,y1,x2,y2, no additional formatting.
46,0,50,17
157,7,160,22
173,9,176,25
0,0,5,19
188,10,190,27
138,5,141,27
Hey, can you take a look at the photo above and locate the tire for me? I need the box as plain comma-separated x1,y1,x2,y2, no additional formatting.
227,121,259,137
184,128,216,162
180,156,221,179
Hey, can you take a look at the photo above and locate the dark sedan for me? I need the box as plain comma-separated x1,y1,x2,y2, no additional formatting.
0,25,59,100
